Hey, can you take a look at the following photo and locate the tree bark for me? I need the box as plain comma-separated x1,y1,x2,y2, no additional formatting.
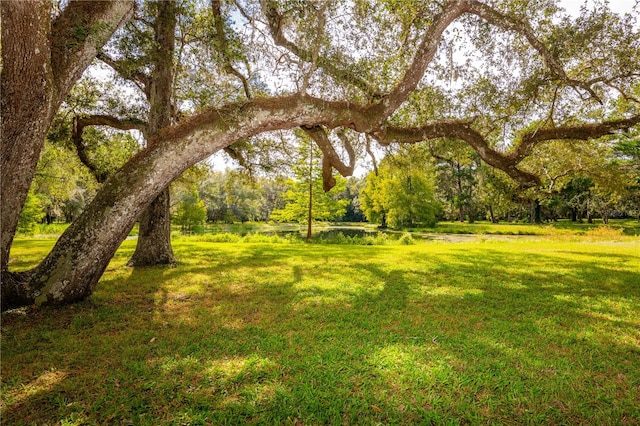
0,1,53,272
307,145,313,240
0,0,134,273
456,163,465,222
489,204,497,223
128,188,174,265
534,199,542,224
128,0,177,266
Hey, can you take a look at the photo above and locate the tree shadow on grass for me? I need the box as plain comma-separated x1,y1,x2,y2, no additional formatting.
2,242,639,424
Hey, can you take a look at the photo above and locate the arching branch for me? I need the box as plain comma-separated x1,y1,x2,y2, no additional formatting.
379,120,541,188
72,114,148,183
379,114,640,188
375,0,469,120
512,114,640,162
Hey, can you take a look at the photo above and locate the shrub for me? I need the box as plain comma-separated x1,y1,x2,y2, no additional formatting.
583,226,625,241
398,233,416,245
197,233,242,243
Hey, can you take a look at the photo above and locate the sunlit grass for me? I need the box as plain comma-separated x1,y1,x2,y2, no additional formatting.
2,236,639,424
427,218,640,236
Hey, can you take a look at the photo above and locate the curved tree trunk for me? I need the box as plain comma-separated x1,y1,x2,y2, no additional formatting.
3,0,638,312
128,0,177,266
0,95,372,310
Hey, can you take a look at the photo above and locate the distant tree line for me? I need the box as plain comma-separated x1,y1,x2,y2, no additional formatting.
21,130,639,235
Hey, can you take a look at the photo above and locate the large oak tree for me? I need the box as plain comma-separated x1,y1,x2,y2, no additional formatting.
2,0,639,310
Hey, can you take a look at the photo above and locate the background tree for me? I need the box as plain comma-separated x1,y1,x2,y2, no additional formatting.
362,146,441,229
87,0,180,265
175,190,207,233
428,139,480,222
338,177,367,223
17,189,46,235
270,134,349,239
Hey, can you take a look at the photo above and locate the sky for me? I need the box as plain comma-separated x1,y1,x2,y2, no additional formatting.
560,0,637,15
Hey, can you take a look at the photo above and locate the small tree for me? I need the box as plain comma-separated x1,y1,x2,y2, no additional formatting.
361,147,441,230
270,134,348,238
17,188,45,235
175,190,207,233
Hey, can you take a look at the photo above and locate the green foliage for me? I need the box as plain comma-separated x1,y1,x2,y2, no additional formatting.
361,146,441,229
17,188,45,235
174,190,207,232
33,141,97,223
397,232,415,245
195,170,273,224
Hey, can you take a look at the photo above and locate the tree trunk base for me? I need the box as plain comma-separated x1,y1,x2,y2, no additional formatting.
1,270,34,312
128,188,176,267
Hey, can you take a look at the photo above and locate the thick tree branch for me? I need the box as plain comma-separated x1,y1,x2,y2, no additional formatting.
379,120,541,188
513,115,640,162
97,52,151,96
302,126,356,191
51,1,134,99
72,114,148,183
376,0,469,120
212,0,252,99
379,114,640,188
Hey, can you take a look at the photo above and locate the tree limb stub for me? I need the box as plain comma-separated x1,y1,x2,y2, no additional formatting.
302,126,355,191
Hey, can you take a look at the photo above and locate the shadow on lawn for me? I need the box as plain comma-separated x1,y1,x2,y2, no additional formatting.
2,243,639,424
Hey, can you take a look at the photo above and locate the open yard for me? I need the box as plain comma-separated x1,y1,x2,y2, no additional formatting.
2,235,639,425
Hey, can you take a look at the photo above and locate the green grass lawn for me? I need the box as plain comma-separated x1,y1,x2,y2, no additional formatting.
2,236,639,425
423,218,640,236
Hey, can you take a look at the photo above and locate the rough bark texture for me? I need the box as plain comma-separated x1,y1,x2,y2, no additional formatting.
129,0,177,266
1,1,53,272
1,1,134,273
128,188,174,265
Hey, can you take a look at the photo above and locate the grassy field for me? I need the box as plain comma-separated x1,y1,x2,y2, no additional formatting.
2,235,639,425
